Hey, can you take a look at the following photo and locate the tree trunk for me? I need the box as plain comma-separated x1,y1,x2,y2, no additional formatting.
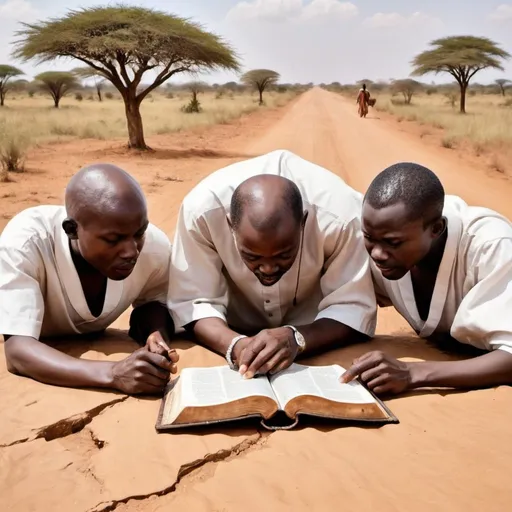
54,96,60,108
97,86,102,102
459,83,467,114
124,97,147,149
0,92,4,107
258,88,263,106
501,87,505,97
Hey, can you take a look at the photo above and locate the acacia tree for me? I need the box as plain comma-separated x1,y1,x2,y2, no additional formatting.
13,6,239,149
495,78,511,97
241,69,280,105
412,36,510,113
391,79,423,105
0,65,24,106
35,71,78,108
73,66,106,102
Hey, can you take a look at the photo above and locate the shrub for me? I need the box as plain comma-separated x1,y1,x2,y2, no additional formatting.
75,93,83,101
0,136,29,173
181,97,201,113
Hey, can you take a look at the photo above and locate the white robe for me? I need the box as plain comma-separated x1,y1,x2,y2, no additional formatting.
373,195,512,354
0,205,171,339
168,149,377,335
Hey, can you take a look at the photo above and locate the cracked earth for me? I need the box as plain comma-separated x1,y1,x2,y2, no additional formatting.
2,89,512,512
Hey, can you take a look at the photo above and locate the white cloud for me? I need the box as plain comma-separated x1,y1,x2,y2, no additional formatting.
0,0,38,21
226,0,302,22
489,4,512,22
301,0,358,20
363,11,442,29
226,0,358,23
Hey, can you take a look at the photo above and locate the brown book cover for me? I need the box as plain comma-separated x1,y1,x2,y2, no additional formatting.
155,363,398,432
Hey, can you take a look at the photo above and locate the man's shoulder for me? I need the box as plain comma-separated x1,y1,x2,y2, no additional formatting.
181,149,362,223
447,195,512,253
141,223,171,257
0,205,64,250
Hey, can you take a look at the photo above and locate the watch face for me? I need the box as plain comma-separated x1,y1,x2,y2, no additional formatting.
296,332,306,349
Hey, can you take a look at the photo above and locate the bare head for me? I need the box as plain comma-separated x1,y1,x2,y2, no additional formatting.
362,162,446,280
63,163,148,280
229,174,306,286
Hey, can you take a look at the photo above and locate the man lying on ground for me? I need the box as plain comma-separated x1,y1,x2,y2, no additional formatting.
0,164,178,395
168,149,377,379
341,162,512,394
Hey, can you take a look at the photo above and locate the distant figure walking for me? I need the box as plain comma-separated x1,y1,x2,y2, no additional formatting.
356,83,370,118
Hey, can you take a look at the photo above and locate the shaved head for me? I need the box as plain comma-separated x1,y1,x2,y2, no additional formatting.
364,162,445,224
63,163,149,281
230,175,303,232
65,163,146,225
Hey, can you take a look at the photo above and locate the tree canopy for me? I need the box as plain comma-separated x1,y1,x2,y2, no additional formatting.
495,78,511,96
35,71,78,108
0,65,24,106
241,69,280,105
412,36,510,113
391,79,423,105
13,5,240,148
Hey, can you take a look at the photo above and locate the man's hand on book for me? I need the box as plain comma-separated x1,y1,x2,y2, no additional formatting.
236,327,298,379
339,351,412,395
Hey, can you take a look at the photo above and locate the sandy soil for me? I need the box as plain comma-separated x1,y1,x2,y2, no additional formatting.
1,88,512,512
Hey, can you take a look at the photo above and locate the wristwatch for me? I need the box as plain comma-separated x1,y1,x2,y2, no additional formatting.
283,325,306,354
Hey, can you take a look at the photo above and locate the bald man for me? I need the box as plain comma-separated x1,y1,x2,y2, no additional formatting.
341,162,512,394
0,164,178,395
169,150,377,379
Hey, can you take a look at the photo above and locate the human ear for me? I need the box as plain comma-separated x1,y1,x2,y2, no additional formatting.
62,218,78,240
431,217,447,239
301,210,309,228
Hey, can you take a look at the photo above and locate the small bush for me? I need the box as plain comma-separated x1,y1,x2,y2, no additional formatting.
105,92,114,99
0,136,29,173
75,93,83,101
87,95,94,101
441,136,455,149
181,97,202,114
166,92,174,99
215,90,225,99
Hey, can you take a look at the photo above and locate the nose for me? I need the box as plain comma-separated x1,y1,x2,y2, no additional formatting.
370,244,389,263
259,262,279,275
119,239,139,262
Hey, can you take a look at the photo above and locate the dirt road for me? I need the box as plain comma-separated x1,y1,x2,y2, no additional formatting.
2,88,512,512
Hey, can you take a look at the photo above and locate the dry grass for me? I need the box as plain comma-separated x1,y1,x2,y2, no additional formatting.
0,120,30,174
375,92,512,148
0,91,296,147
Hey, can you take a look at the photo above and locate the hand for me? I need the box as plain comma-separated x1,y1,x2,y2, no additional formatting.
146,331,179,367
339,351,412,395
111,347,174,395
238,327,298,379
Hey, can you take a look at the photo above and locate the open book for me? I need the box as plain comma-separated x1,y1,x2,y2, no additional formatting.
156,363,398,431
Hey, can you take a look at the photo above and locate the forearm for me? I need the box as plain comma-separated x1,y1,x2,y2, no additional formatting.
189,318,241,356
5,336,115,389
129,301,175,345
409,350,512,390
296,318,368,355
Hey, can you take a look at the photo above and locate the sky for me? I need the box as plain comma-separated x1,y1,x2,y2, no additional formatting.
1,0,512,85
